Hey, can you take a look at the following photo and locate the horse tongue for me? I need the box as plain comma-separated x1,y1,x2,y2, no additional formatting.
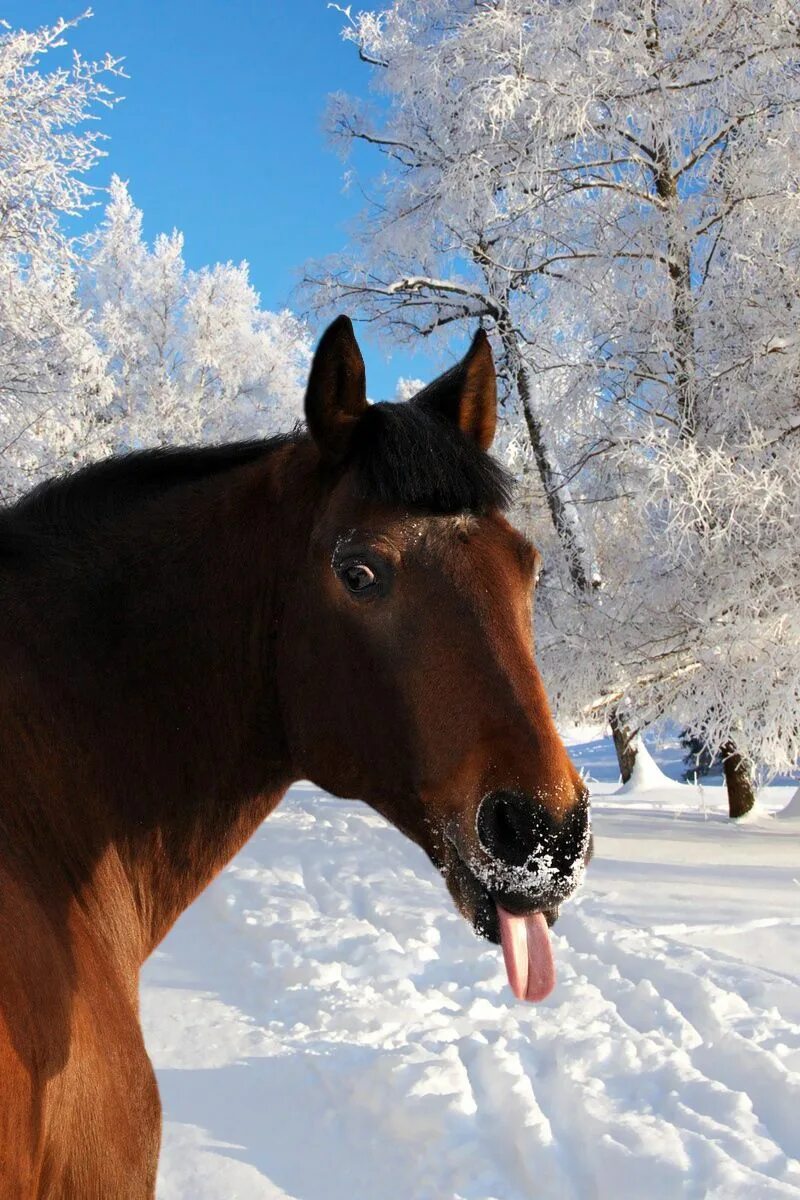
496,904,556,1003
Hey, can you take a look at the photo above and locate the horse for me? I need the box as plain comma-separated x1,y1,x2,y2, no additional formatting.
0,316,590,1197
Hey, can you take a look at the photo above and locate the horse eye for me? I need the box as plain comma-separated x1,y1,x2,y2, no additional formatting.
341,563,376,594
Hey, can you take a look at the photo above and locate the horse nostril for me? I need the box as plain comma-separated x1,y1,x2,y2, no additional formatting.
476,790,591,884
476,790,548,867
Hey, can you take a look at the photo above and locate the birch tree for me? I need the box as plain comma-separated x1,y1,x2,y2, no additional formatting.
311,0,605,597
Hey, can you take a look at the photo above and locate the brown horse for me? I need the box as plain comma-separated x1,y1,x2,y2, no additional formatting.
0,317,590,1197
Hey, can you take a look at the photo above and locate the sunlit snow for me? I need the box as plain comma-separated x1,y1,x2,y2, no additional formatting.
145,729,800,1200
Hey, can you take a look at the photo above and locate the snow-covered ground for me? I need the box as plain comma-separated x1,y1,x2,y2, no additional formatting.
145,730,800,1199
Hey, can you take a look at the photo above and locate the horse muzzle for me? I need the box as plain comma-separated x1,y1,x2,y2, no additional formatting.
439,795,591,1004
441,789,592,944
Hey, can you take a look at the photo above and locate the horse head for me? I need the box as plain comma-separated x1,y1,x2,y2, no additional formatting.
277,316,591,1001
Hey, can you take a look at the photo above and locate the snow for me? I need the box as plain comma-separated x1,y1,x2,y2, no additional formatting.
778,787,800,821
615,738,675,794
144,729,800,1199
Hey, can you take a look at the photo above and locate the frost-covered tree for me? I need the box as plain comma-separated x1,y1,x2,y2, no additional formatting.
533,0,800,803
0,13,118,496
0,17,310,495
83,178,311,450
311,0,800,806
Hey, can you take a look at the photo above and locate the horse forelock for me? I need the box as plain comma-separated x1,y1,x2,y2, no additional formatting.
345,401,513,517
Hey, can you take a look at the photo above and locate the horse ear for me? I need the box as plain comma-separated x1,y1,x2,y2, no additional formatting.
414,329,497,451
305,315,368,461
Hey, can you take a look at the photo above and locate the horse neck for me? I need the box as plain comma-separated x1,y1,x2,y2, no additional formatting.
4,443,317,962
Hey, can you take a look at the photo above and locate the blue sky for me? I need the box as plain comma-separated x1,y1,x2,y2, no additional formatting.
6,0,439,399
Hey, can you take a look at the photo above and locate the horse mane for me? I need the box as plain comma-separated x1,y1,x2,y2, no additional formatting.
0,436,299,550
0,402,512,553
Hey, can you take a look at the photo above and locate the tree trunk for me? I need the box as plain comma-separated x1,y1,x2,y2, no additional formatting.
496,320,602,594
721,742,756,819
656,173,697,440
609,708,639,784
645,3,698,441
494,316,634,772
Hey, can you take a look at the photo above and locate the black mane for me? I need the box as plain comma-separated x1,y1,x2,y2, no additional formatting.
1,405,512,550
0,437,297,548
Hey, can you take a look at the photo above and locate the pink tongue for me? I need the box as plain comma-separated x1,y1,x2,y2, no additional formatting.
496,904,556,1003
